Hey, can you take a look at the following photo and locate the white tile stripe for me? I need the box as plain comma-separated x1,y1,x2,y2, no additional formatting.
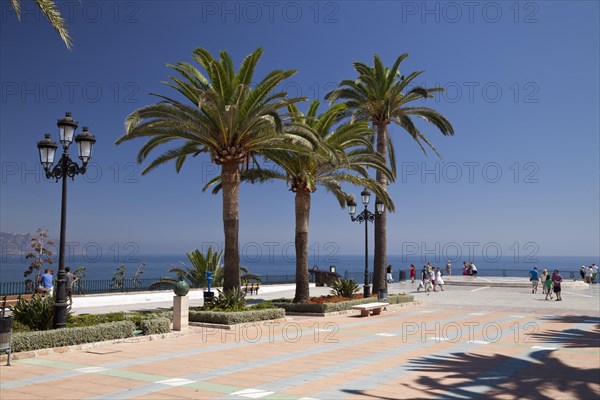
231,388,275,398
75,367,108,373
375,333,397,337
156,378,195,387
531,345,557,350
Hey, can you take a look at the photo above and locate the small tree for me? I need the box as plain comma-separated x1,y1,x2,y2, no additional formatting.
24,228,55,293
111,263,146,291
72,266,87,295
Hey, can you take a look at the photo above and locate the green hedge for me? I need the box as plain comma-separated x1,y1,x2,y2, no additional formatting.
12,321,136,353
140,318,171,335
272,294,414,314
189,308,284,325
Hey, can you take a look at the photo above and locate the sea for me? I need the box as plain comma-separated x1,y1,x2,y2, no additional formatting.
0,254,597,283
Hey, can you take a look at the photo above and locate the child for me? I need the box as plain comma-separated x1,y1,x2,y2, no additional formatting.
544,274,553,300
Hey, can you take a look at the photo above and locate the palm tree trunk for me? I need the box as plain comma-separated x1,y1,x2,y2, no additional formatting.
221,162,241,291
294,190,311,303
373,123,388,294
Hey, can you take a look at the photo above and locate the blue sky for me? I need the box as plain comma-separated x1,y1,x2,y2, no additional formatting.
1,0,598,261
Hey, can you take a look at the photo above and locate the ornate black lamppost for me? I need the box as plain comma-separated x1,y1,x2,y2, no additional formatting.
36,112,96,329
347,189,385,298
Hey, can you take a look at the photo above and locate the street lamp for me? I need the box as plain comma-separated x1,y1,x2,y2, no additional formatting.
347,189,385,298
36,112,96,329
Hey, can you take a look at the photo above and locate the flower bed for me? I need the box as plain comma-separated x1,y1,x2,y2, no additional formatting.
272,294,414,314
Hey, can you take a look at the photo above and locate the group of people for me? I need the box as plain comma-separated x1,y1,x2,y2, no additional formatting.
529,266,563,301
411,263,445,293
35,267,79,305
580,263,598,284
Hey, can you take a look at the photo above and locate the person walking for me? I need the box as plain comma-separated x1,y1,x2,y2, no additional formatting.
386,264,393,284
445,261,452,276
529,266,539,294
541,269,548,294
552,269,563,301
580,266,586,280
435,267,445,291
585,265,593,284
544,274,553,300
65,266,79,306
417,266,431,293
592,263,598,284
409,264,416,283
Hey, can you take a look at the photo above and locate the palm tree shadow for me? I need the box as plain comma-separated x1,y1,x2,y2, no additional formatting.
533,315,600,348
399,348,598,399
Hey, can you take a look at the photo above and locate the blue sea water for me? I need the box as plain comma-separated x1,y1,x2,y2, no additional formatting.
0,253,597,283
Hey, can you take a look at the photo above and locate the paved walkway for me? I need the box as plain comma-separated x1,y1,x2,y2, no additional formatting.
1,283,599,399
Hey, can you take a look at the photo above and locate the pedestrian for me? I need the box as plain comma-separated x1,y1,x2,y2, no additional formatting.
435,267,445,291
65,266,79,306
429,267,437,292
471,263,478,276
462,262,468,276
552,269,563,301
417,266,430,292
386,264,393,283
529,266,539,294
544,274,553,300
410,264,416,283
580,266,586,280
36,268,54,297
585,265,593,283
445,260,452,276
592,263,598,284
541,269,548,294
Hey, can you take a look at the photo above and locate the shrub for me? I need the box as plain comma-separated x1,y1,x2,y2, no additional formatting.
12,295,58,331
189,308,284,325
140,318,171,335
202,288,246,311
12,321,135,353
330,279,359,298
68,312,126,328
124,311,173,328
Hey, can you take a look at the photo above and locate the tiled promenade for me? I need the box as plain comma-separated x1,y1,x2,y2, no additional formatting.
1,283,599,399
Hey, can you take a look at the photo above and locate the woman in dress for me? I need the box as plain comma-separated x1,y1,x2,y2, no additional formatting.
435,267,445,291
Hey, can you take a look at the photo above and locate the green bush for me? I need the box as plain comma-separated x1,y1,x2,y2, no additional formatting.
12,321,135,353
330,278,359,298
12,295,57,331
68,312,126,328
203,288,246,311
273,294,414,314
140,318,171,335
189,308,284,325
124,311,173,328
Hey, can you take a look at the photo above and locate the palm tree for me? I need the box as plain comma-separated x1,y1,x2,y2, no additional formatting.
326,53,454,293
149,247,254,290
204,100,395,303
8,0,72,49
116,47,307,291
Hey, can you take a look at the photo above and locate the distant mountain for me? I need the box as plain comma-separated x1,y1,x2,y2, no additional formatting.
0,232,56,256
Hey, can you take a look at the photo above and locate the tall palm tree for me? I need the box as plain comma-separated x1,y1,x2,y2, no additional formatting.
204,100,395,303
326,53,454,293
116,47,307,291
8,0,72,49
